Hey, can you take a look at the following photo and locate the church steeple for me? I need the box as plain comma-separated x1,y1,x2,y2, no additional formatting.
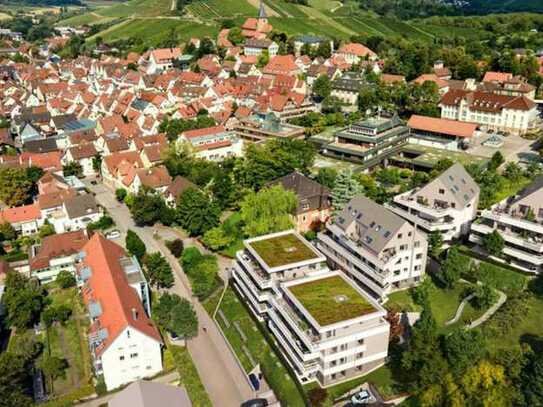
258,0,267,21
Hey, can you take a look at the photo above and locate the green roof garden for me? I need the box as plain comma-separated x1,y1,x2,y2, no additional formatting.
288,275,377,326
248,233,320,269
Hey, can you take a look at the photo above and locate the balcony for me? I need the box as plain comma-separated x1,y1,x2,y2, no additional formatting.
394,193,455,218
237,252,272,289
470,233,543,265
482,207,543,235
273,298,319,350
386,203,455,232
471,222,543,252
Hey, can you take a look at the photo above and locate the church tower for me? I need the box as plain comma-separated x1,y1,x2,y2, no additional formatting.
258,0,268,28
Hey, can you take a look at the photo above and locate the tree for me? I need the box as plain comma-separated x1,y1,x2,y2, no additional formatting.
470,284,498,309
314,167,337,189
39,355,68,384
126,230,146,261
38,221,55,238
521,351,543,406
0,222,16,242
92,153,102,174
440,246,470,288
143,253,174,289
402,304,449,391
2,271,46,329
56,270,76,289
313,75,331,99
181,248,219,299
62,161,83,178
428,231,443,258
130,190,168,226
176,188,221,236
202,226,234,251
0,167,33,206
461,360,510,407
227,27,244,45
331,169,362,213
153,293,198,339
257,49,269,68
240,185,297,237
488,151,505,172
42,304,72,327
236,138,316,189
503,162,523,182
442,328,485,375
166,239,184,258
482,230,505,257
0,352,33,407
115,188,127,202
307,387,328,407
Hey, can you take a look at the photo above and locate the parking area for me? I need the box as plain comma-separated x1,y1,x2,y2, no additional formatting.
468,131,540,163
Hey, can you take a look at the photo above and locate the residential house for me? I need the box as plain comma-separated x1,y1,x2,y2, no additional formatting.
164,176,197,208
109,381,191,407
78,234,162,391
233,113,304,143
330,72,365,106
0,204,43,235
29,230,89,283
62,143,98,177
244,39,279,58
317,195,428,299
232,230,389,386
386,164,480,242
147,48,182,74
335,43,377,65
269,172,331,232
293,36,333,57
102,151,145,189
125,166,172,195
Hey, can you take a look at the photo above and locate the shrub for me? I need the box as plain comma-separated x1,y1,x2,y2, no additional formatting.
482,294,531,337
56,270,76,289
166,239,184,258
115,188,127,202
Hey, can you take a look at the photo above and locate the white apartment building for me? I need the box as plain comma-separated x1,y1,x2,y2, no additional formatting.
386,164,480,242
147,48,182,74
232,230,389,386
439,89,538,135
317,196,428,300
178,125,244,161
470,176,543,272
78,234,162,391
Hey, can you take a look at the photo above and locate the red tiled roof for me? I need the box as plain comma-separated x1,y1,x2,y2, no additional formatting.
181,125,225,140
338,43,376,58
30,230,88,271
408,115,477,138
483,71,513,83
81,234,162,357
0,203,41,223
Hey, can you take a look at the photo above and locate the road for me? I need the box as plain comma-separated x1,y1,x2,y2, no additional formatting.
86,181,253,406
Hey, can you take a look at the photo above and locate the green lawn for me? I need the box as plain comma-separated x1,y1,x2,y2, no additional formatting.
386,279,478,332
248,233,319,268
170,345,212,407
485,296,543,353
484,176,531,209
216,288,306,406
288,275,376,326
395,144,489,169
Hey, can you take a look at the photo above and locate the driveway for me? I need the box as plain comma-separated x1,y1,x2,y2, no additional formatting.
86,181,253,406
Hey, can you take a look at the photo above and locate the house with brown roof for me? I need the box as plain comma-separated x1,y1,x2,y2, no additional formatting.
101,151,145,189
164,176,197,207
439,89,539,135
241,1,273,39
62,143,98,176
147,47,182,74
269,172,331,232
0,203,43,235
29,230,89,283
178,125,243,161
336,42,377,65
78,234,162,390
124,165,172,195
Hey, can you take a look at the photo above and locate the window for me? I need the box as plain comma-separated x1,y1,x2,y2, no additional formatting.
416,253,422,259
398,233,403,239
414,241,420,248
130,353,138,359
119,356,125,361
439,188,445,194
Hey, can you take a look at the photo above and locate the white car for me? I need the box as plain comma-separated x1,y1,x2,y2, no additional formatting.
351,390,374,405
106,230,121,240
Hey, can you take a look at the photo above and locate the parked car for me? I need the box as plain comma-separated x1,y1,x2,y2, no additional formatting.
248,373,260,391
241,399,268,407
90,180,98,185
351,389,374,405
106,230,121,240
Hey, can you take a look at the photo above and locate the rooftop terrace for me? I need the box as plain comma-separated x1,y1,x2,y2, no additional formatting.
247,232,321,269
287,275,377,326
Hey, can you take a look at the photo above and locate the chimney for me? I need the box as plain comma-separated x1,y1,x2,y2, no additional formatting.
131,308,138,320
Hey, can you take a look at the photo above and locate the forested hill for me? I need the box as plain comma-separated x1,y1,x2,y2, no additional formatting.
357,0,543,18
0,0,83,5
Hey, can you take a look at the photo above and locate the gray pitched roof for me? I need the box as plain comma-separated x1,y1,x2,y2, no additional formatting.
421,163,480,208
269,171,331,214
109,381,191,407
336,195,406,254
64,194,99,219
510,175,543,206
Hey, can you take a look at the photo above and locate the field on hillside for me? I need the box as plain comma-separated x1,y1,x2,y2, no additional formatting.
58,0,503,48
89,18,217,45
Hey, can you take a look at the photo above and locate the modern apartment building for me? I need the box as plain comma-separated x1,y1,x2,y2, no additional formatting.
232,230,389,387
78,234,162,391
386,164,480,242
470,176,543,272
317,196,428,299
320,114,409,169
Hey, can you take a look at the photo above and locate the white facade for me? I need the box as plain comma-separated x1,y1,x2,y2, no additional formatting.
317,196,428,300
99,327,163,391
232,230,389,387
244,41,279,58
